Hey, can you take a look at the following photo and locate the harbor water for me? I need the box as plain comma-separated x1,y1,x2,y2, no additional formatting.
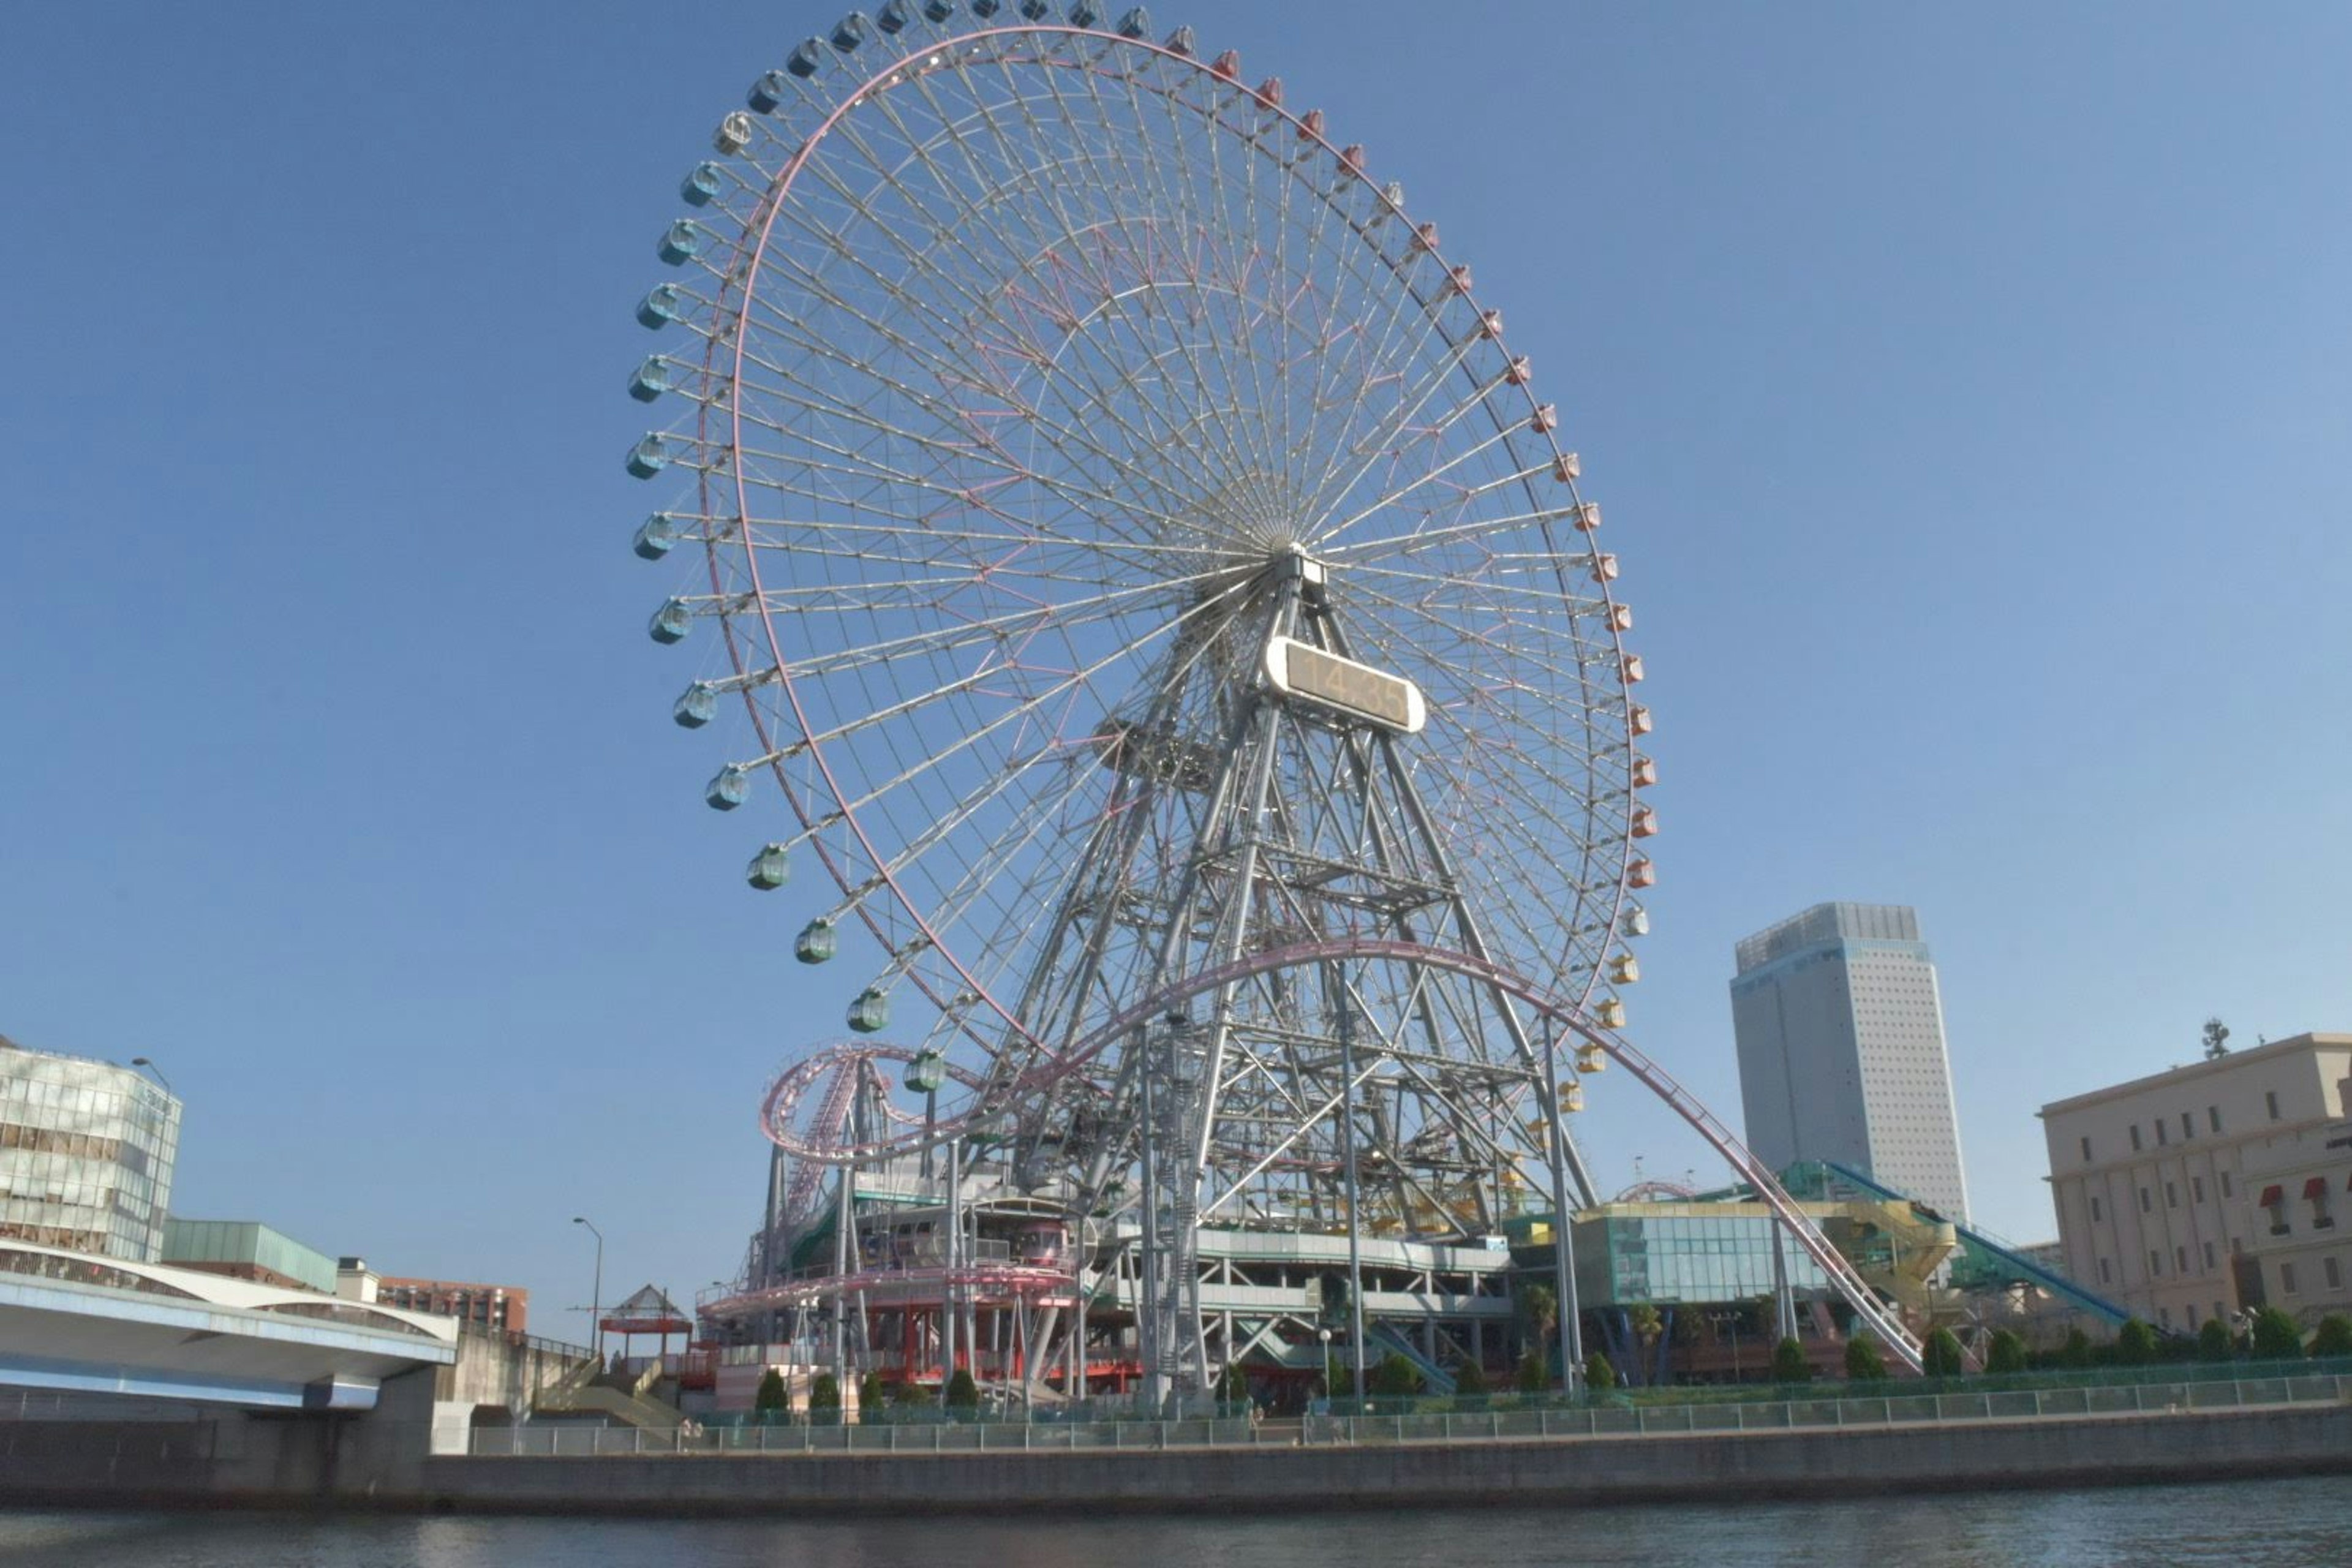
1,1474,2345,1566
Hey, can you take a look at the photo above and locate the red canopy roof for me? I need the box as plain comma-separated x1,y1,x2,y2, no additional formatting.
2258,1185,2284,1207
2303,1176,2329,1200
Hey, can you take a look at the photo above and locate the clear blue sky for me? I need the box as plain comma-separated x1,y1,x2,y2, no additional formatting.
4,3,2346,1336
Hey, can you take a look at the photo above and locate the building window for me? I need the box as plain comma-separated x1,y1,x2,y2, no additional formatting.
2160,1306,2173,1329
2267,1091,2281,1122
2311,1182,2334,1231
2209,1106,2223,1134
2098,1257,2113,1284
2327,1257,2343,1292
2222,1171,2234,1199
2166,1182,2179,1209
2157,1119,2169,1147
2281,1261,2299,1295
2139,1187,2152,1214
2130,1124,2144,1152
2181,1112,2195,1140
2090,1195,2103,1222
2081,1135,2093,1163
2177,1245,2190,1273
2149,1250,2163,1276
2203,1242,2216,1269
2186,1304,2199,1328
2193,1176,2206,1204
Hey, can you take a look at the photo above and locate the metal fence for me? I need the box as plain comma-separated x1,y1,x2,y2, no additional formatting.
471,1370,2352,1457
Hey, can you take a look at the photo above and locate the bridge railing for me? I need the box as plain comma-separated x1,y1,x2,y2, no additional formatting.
469,1368,2352,1457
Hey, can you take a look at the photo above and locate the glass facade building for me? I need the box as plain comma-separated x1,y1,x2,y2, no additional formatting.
0,1039,182,1262
1570,1204,1834,1306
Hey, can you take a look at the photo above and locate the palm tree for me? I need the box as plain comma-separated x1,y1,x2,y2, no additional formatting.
1520,1281,1558,1357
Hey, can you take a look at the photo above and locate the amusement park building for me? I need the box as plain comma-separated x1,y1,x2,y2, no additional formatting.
0,1035,181,1263
2041,1032,2352,1332
1730,904,1971,1223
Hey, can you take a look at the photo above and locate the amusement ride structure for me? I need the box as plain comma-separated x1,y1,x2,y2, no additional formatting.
627,2,1928,1402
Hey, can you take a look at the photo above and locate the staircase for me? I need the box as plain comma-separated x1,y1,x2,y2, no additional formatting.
533,1361,686,1433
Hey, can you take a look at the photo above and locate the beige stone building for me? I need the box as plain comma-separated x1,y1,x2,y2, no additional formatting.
2040,1031,2352,1334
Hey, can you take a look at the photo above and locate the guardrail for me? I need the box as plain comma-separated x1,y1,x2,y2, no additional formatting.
470,1370,2352,1457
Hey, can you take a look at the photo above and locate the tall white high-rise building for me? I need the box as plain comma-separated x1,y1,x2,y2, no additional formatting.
1728,903,1970,1220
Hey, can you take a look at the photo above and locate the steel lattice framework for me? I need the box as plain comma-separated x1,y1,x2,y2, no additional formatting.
630,4,1922,1385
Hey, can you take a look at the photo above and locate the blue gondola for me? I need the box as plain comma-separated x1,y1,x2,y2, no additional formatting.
1116,7,1150,39
745,844,791,891
680,163,723,207
657,221,708,266
706,765,753,810
633,514,680,560
673,683,718,728
922,0,957,20
786,37,826,77
848,987,890,1033
1017,0,1049,18
796,919,838,964
648,599,693,644
1068,1,1101,28
969,0,1000,15
831,12,872,50
627,356,673,403
626,435,670,478
877,0,911,32
747,70,790,113
636,284,684,329
1163,23,1193,53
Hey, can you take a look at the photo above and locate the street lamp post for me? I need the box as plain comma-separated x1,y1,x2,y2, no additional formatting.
1318,1327,1333,1411
129,1057,173,1094
573,1217,605,1366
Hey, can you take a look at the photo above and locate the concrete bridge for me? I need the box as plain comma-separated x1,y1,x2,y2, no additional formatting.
0,1240,457,1411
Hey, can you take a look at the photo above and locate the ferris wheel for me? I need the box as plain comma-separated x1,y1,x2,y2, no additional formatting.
629,4,1694,1386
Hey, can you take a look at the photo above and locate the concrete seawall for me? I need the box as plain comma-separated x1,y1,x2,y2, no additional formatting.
9,1400,2348,1515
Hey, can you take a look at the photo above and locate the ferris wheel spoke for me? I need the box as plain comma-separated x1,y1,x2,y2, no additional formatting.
824,79,1280,530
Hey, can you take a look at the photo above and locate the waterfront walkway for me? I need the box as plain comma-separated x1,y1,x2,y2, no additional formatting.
472,1368,2352,1457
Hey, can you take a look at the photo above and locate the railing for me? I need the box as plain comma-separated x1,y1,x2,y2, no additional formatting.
470,1370,2352,1457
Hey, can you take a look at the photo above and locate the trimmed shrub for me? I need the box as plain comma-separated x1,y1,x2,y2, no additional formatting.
2197,1317,2234,1363
2056,1327,2092,1368
1770,1336,1812,1384
1514,1347,1547,1393
1583,1351,1618,1391
1844,1335,1887,1382
2251,1306,2304,1360
1452,1357,1490,1396
754,1367,788,1416
1921,1327,1966,1378
2114,1318,2158,1366
858,1371,885,1417
2309,1313,2352,1358
945,1368,980,1410
1985,1329,2029,1374
807,1373,841,1417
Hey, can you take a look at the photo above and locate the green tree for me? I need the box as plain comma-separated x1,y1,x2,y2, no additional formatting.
1921,1327,1966,1379
2251,1306,2305,1360
1218,1362,1251,1406
1452,1357,1490,1396
807,1372,842,1422
2196,1316,2234,1363
1370,1351,1424,1398
754,1367,789,1420
1514,1346,1547,1393
2114,1317,2159,1365
1519,1281,1558,1353
1843,1335,1887,1382
1329,1361,1356,1398
1583,1351,1618,1391
1985,1329,2029,1374
1770,1336,1812,1384
858,1371,886,1420
2309,1313,2352,1359
944,1368,980,1411
2056,1327,2092,1368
